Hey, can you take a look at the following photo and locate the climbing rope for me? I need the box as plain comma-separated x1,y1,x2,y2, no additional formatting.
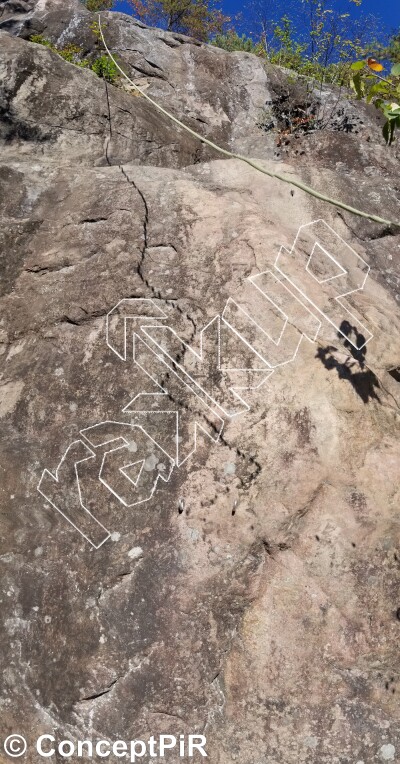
100,19,400,230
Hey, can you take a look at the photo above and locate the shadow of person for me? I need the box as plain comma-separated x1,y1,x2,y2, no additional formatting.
389,367,400,383
316,321,380,404
339,319,367,368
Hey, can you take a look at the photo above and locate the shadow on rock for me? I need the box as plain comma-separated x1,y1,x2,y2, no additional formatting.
316,320,381,404
389,367,400,383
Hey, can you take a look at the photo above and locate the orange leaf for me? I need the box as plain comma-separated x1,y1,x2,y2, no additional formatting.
367,57,384,72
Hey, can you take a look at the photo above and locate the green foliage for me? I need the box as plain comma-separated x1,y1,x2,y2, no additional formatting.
85,0,114,9
245,0,376,69
387,33,400,65
88,20,120,81
127,0,228,42
30,35,88,65
217,0,374,92
213,30,256,52
371,31,400,65
89,19,105,41
90,54,119,82
213,10,358,84
299,0,368,68
268,15,308,71
29,34,53,46
350,59,400,144
29,34,118,83
57,43,90,66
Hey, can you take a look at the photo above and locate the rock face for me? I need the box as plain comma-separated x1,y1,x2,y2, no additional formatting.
1,2,400,762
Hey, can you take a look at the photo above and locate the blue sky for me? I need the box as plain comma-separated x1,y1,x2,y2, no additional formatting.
113,0,400,40
351,0,399,31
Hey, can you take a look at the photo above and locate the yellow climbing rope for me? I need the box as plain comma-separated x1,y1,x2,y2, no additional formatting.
100,18,400,230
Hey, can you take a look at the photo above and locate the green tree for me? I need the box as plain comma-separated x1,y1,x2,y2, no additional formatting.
127,0,228,41
351,57,400,144
85,0,114,10
298,0,378,68
244,0,288,56
213,28,278,59
375,31,400,64
270,14,308,69
213,29,256,52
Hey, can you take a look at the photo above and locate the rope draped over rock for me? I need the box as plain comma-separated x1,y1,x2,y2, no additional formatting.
99,18,400,230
